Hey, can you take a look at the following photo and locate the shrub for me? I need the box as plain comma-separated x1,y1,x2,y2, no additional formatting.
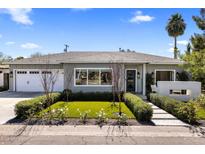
15,93,62,119
123,93,153,121
176,71,190,81
193,94,205,108
96,108,108,125
115,113,128,125
150,93,197,124
77,109,90,124
146,73,154,100
62,91,122,102
177,102,197,124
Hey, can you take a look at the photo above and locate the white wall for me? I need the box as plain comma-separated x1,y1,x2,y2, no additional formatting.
156,81,201,102
0,71,3,87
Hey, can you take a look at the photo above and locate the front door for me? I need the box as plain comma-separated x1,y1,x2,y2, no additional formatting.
126,70,136,92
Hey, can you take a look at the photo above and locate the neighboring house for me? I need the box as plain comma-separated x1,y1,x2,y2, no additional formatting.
5,51,185,96
0,65,9,89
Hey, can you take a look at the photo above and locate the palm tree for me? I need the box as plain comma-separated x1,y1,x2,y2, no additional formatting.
166,13,186,59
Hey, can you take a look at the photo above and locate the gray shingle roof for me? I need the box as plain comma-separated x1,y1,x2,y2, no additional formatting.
6,51,184,65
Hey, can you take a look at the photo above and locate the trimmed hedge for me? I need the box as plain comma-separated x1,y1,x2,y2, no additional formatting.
123,93,153,121
15,93,62,119
62,91,123,102
150,93,197,124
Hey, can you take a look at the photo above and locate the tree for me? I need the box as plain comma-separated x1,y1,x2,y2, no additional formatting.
40,59,60,114
15,56,24,60
166,13,186,59
30,52,43,58
193,8,205,31
190,34,205,51
0,52,13,64
110,63,123,115
185,43,191,55
63,64,75,102
183,9,205,90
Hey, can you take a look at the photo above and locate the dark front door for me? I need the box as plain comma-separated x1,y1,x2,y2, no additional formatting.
126,70,136,92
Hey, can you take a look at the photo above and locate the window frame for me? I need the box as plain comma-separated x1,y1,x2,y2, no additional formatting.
154,69,176,84
169,89,191,96
74,68,113,87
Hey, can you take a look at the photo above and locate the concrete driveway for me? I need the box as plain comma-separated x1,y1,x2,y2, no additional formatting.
0,91,43,124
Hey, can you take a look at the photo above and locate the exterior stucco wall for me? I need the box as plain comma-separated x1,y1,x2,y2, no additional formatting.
63,63,125,93
147,64,183,74
9,64,63,91
8,63,184,93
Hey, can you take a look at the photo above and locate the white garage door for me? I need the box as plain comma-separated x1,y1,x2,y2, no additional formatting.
15,69,64,92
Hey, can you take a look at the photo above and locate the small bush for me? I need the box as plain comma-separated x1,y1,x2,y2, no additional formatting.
124,93,153,121
62,91,122,102
15,93,62,119
177,102,197,124
150,93,197,124
115,113,128,125
193,94,205,108
77,108,91,124
96,108,108,125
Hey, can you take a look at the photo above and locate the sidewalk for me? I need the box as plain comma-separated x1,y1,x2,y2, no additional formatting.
0,125,202,137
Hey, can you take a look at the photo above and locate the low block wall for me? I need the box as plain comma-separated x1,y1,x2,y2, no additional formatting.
156,81,201,101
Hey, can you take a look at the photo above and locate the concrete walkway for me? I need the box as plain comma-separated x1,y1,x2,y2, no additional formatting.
0,125,202,137
0,91,42,124
0,125,205,144
146,101,188,126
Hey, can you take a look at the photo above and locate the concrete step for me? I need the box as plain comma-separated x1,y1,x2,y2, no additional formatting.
152,119,188,126
152,109,167,114
152,113,177,119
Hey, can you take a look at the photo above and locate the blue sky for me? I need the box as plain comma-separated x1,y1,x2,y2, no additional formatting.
0,8,202,58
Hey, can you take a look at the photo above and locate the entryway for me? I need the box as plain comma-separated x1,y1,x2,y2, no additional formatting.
126,69,137,92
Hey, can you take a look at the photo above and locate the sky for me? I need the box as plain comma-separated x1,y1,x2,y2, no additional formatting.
0,8,202,58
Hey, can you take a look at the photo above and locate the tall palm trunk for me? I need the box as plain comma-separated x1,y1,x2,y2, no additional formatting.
174,36,178,59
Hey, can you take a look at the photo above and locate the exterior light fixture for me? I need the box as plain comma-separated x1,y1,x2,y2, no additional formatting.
137,72,140,79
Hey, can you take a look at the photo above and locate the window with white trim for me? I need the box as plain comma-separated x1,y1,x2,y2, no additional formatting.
75,68,112,86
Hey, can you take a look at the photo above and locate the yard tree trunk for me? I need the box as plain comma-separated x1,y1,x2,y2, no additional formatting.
174,36,178,59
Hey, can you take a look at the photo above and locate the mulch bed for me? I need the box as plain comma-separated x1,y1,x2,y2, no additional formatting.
5,118,154,126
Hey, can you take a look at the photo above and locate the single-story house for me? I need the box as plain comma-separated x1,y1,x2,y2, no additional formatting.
0,65,9,89
6,51,187,96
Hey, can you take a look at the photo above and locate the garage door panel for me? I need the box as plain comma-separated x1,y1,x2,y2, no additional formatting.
15,70,64,92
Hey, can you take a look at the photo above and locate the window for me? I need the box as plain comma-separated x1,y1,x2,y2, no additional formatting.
75,69,87,85
88,69,100,85
29,71,39,74
170,89,191,95
101,69,112,85
17,71,27,74
155,69,175,84
42,71,52,74
75,68,112,86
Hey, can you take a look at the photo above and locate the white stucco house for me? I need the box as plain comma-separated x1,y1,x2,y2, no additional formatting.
4,51,201,100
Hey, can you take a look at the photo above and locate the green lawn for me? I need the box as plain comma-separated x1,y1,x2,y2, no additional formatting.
196,107,205,120
38,101,135,119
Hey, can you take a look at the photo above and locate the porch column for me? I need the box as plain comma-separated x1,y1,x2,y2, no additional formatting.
142,63,146,96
